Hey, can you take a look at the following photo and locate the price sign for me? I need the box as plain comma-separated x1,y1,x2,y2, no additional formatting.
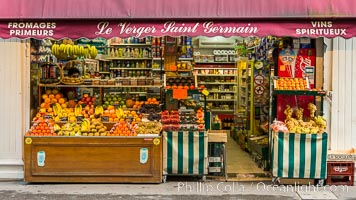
60,117,68,123
44,115,53,119
202,89,209,96
76,116,84,122
101,116,109,122
169,65,177,71
173,89,188,99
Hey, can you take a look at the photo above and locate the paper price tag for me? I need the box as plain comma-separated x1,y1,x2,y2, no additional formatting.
202,89,209,96
173,89,188,99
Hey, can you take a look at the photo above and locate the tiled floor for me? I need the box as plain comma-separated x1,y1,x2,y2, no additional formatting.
225,134,268,180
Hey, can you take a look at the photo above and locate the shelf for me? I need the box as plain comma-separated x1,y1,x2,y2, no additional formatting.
206,99,234,102
195,62,236,64
209,91,236,93
199,82,237,85
196,74,236,76
210,109,234,113
273,90,326,96
99,58,153,61
152,68,164,71
109,43,152,47
178,58,194,61
194,67,237,69
152,58,164,61
99,72,110,74
110,68,152,70
38,84,160,88
165,70,192,72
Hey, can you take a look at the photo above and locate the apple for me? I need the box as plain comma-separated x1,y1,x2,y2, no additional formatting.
189,85,195,90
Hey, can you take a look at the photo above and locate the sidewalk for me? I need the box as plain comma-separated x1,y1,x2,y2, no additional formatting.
0,179,355,200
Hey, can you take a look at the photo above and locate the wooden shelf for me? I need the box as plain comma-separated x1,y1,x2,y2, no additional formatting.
109,43,152,47
196,74,236,76
199,82,237,85
206,99,235,102
38,84,160,88
110,68,152,70
99,58,153,61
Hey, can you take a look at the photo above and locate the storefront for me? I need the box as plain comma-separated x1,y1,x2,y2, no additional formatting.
0,0,356,181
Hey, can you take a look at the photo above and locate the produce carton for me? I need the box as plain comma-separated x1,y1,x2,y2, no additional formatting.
208,130,227,143
327,148,356,161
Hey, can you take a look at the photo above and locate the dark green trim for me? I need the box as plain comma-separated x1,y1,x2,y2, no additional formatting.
320,133,328,179
198,132,205,174
167,131,173,174
288,133,295,178
309,134,317,178
277,132,284,177
188,132,194,174
299,134,306,178
177,132,184,174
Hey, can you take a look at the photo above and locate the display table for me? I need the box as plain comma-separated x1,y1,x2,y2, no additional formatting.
271,132,328,183
162,131,208,181
24,136,162,183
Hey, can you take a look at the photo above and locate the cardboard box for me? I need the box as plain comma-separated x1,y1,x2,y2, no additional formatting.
208,130,227,143
327,148,356,161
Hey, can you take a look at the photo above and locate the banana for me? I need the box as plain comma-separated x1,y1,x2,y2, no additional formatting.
56,103,62,115
74,105,83,116
89,46,98,59
79,46,84,57
54,124,61,132
51,44,59,56
59,44,66,53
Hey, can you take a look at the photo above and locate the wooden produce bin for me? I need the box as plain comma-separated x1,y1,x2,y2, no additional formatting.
24,136,162,183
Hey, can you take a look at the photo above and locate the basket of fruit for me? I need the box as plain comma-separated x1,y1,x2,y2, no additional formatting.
60,62,84,85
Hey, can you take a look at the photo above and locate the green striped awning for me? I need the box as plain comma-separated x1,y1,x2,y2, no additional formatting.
272,132,328,179
163,131,208,175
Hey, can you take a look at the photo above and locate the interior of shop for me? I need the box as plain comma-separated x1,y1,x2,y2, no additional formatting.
27,35,324,182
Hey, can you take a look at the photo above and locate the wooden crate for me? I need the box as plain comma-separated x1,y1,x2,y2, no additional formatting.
326,161,354,186
24,136,162,183
208,130,227,143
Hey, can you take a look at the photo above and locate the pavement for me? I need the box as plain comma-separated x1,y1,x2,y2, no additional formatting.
0,178,355,200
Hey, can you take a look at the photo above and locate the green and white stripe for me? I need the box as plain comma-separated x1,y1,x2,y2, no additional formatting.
163,131,208,175
272,132,327,179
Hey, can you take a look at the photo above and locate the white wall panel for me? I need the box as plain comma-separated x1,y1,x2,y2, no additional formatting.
0,39,29,178
326,37,356,150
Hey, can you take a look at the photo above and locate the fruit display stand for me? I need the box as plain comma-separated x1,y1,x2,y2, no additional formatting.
271,132,328,185
24,132,163,183
269,78,329,185
162,131,208,182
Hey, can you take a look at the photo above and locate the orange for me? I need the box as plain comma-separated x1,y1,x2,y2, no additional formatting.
48,94,55,99
44,98,51,104
55,94,62,100
42,94,49,100
58,98,65,104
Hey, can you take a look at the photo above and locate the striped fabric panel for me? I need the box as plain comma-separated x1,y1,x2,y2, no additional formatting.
163,131,207,175
272,132,328,179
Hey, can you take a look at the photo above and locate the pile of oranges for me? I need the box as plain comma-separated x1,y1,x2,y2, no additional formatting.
26,119,56,136
275,78,309,90
109,120,137,136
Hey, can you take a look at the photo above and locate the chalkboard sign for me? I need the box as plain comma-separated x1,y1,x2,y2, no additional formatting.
60,117,68,123
101,116,109,122
76,116,84,122
113,104,120,109
44,115,53,119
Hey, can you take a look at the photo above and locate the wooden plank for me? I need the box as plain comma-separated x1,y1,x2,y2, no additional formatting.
337,38,346,149
323,38,332,146
344,39,353,149
24,137,163,183
352,38,356,149
331,38,339,150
